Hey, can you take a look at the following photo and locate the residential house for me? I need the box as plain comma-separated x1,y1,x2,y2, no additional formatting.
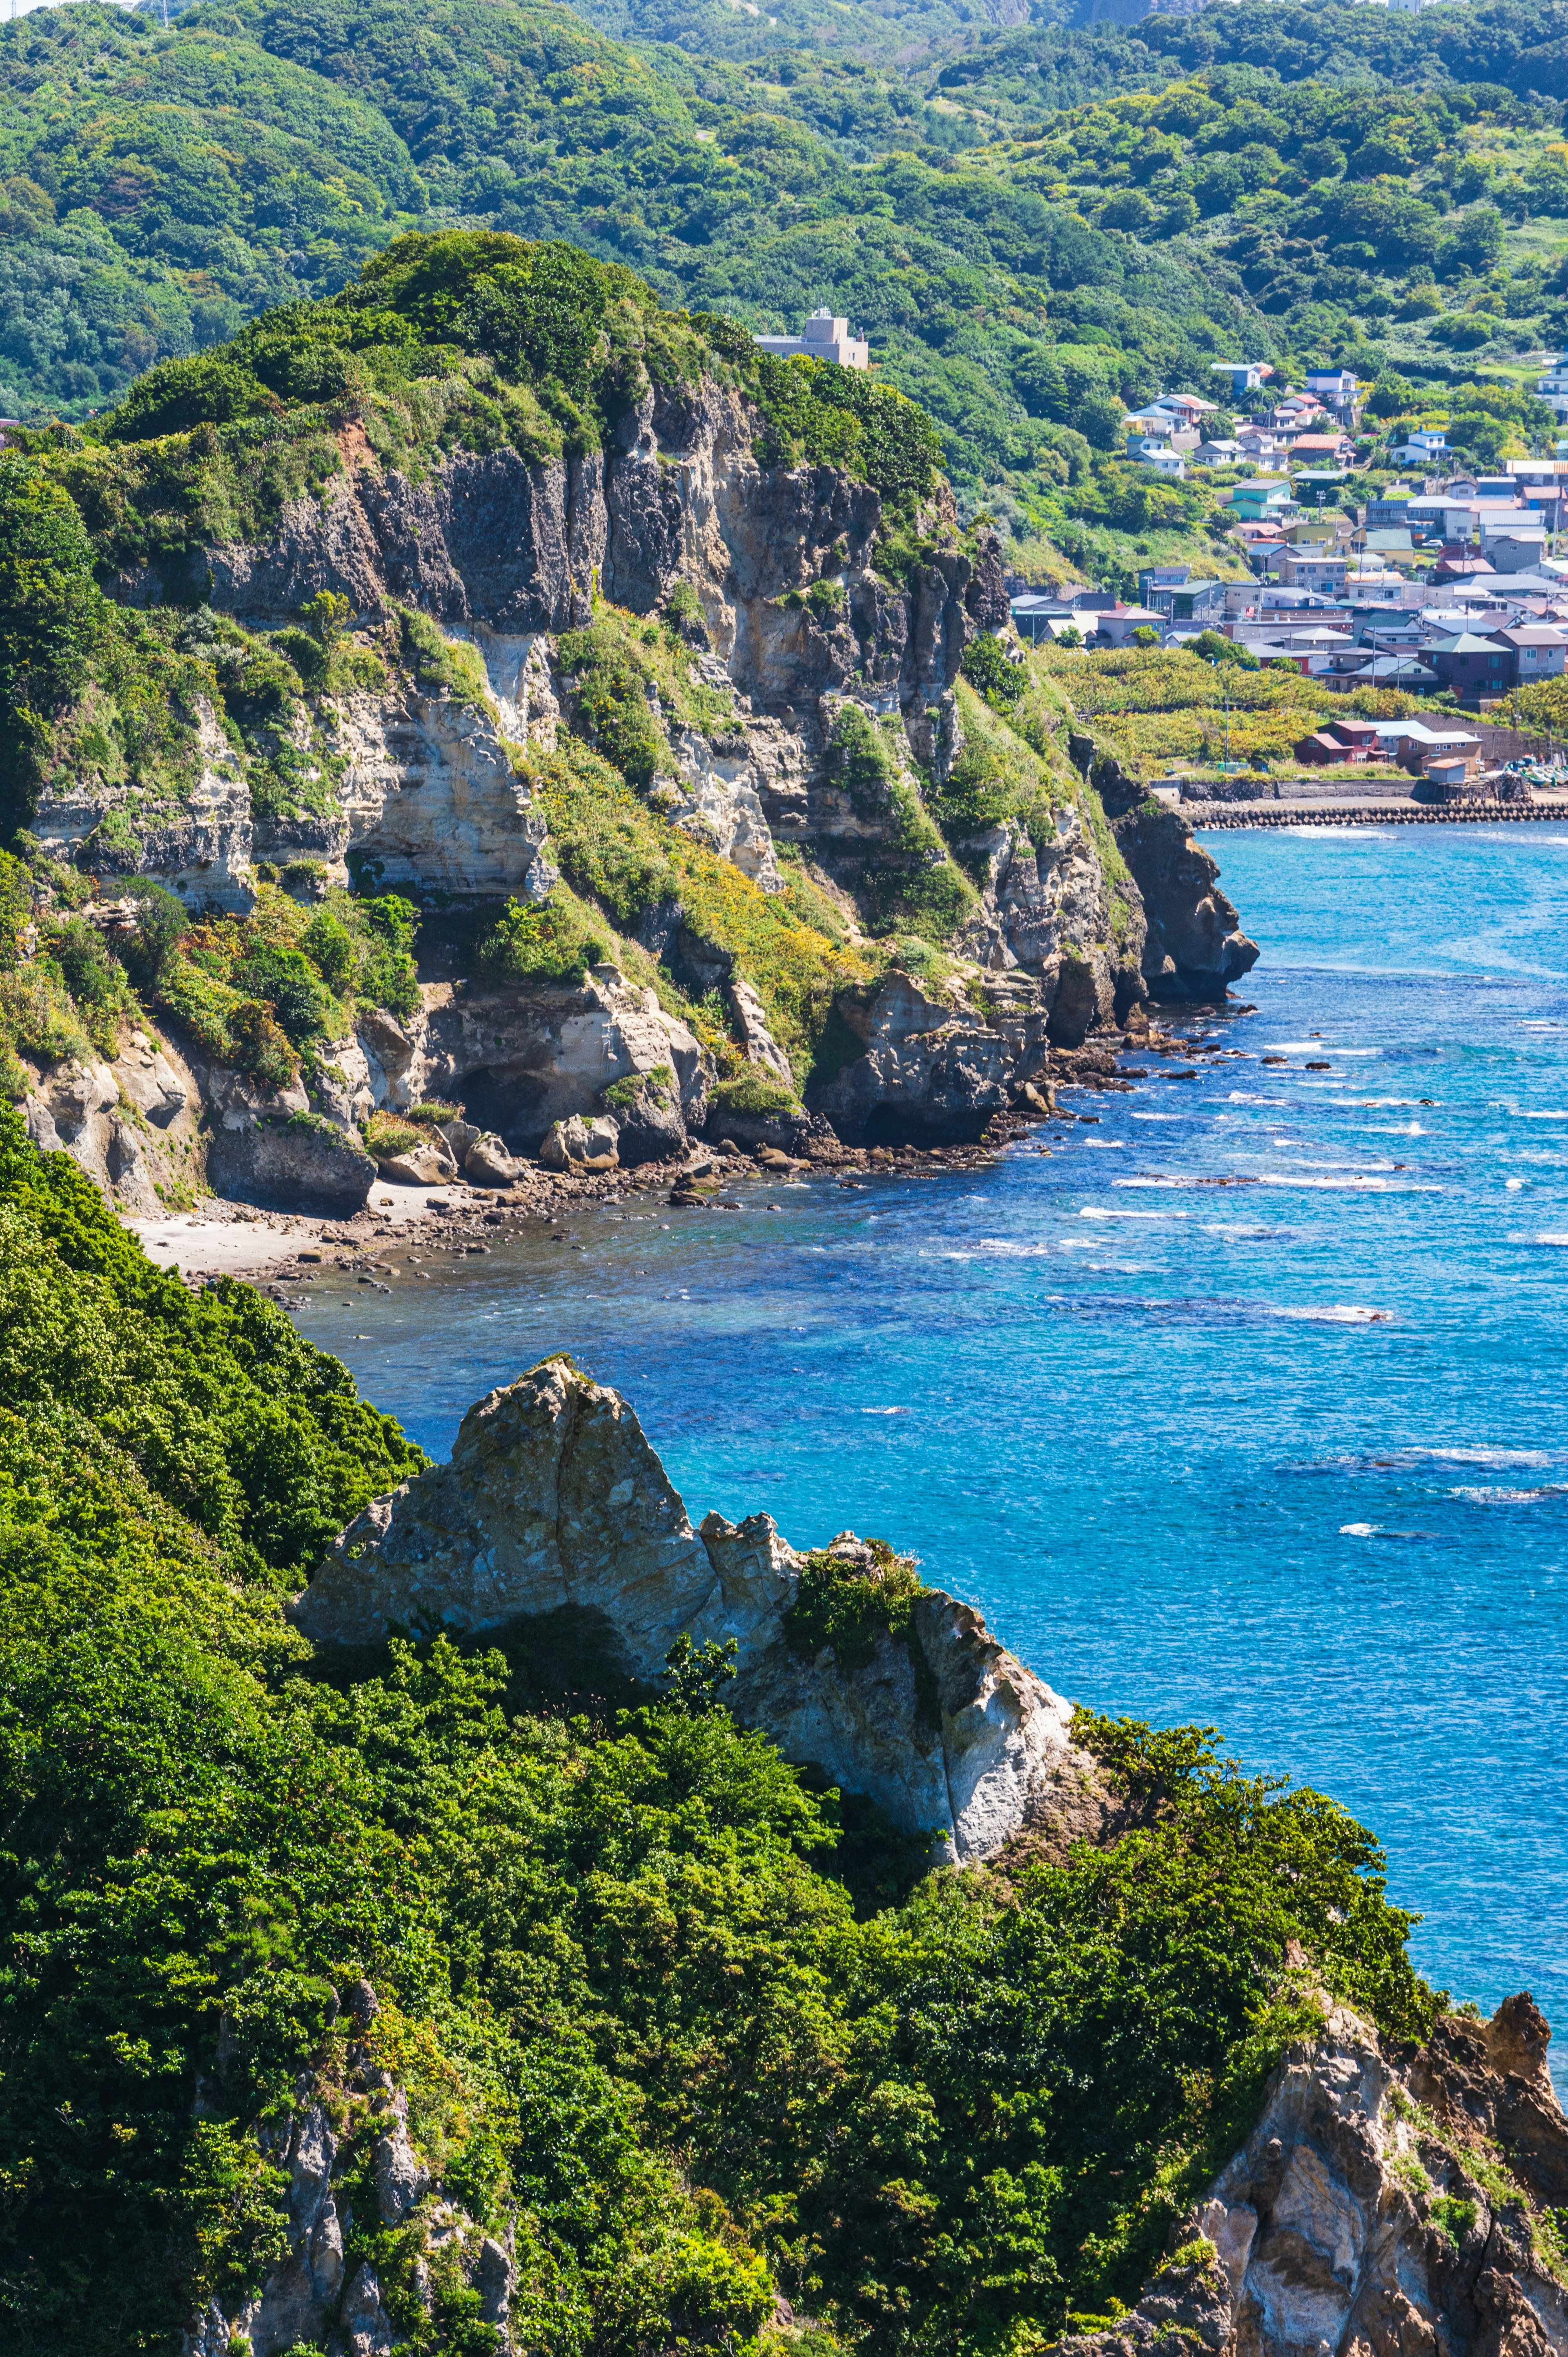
1138,564,1192,603
1137,447,1187,480
1236,426,1290,469
1291,433,1356,465
1536,354,1568,425
1150,393,1216,427
1371,719,1481,764
1210,361,1274,396
1361,527,1419,566
1427,631,1517,701
1228,479,1296,524
1487,624,1568,680
1093,605,1169,647
1390,428,1448,465
1306,366,1360,421
1196,438,1243,465
1275,546,1349,593
1295,717,1385,764
1293,467,1350,511
751,309,869,368
1322,653,1441,693
1344,569,1422,605
1432,551,1497,584
1486,526,1550,575
1145,578,1228,626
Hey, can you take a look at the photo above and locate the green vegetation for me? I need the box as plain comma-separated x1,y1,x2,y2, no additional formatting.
1024,640,1453,782
18,0,1568,581
0,830,423,1102
787,1535,929,1666
0,1104,1462,2350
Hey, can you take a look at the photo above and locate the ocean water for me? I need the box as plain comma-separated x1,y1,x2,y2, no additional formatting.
292,824,1568,2080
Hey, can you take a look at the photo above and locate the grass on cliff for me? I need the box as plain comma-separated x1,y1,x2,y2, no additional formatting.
0,1107,1457,2357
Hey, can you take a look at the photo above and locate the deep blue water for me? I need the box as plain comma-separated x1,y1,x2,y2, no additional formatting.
294,824,1568,2083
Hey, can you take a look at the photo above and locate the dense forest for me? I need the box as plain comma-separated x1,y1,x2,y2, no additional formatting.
2,0,1566,560
0,1091,1449,2357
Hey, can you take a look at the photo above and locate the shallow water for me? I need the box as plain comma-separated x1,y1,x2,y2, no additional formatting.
292,824,1568,2078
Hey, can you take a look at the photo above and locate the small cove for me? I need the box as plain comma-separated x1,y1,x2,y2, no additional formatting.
291,823,1568,2081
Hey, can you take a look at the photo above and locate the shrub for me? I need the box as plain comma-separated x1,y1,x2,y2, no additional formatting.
229,999,299,1090
0,962,91,1068
709,1067,801,1118
299,908,356,993
473,893,606,986
961,632,1025,705
121,877,189,984
397,608,492,709
787,1537,929,1668
363,1109,425,1159
557,621,671,791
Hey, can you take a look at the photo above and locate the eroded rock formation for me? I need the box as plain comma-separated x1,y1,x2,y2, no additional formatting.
289,1358,1093,1864
1063,1994,1568,2357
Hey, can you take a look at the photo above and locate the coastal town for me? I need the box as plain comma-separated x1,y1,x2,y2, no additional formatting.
1009,355,1568,807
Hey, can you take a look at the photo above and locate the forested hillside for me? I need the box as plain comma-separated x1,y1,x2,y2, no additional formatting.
2,0,1566,562
0,1095,1452,2357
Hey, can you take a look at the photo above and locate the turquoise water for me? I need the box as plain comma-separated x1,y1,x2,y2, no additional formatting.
294,824,1568,2079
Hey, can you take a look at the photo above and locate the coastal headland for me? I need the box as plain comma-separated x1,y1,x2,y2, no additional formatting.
3,230,1566,2357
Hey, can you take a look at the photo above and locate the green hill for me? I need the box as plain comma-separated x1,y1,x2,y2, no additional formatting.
4,0,1568,580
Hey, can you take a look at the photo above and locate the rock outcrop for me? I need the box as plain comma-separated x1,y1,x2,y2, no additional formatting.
182,2009,513,2357
1062,1993,1568,2357
288,1359,1094,1864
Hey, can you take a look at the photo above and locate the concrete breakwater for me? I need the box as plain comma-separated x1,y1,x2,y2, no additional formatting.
1190,800,1568,828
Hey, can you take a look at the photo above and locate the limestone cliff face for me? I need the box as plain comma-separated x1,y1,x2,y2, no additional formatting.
288,1359,1092,1866
1064,1994,1568,2357
23,374,1260,1197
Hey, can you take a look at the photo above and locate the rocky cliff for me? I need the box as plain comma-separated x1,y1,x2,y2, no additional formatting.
290,1357,1093,1865
268,1359,1568,2357
12,258,1254,1206
1065,1994,1568,2357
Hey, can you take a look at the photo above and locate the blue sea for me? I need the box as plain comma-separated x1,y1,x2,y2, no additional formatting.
293,823,1568,2085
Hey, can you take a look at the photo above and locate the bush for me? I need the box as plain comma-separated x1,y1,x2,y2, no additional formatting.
229,1000,299,1090
709,1067,801,1118
121,877,189,984
473,893,606,986
961,631,1025,705
363,1108,425,1159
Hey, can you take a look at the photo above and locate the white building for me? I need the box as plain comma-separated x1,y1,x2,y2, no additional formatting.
753,309,869,370
1537,355,1568,425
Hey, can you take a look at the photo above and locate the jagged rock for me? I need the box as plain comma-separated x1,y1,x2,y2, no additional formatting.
463,1131,526,1186
1060,1996,1568,2357
540,1113,620,1171
374,1144,453,1187
601,1075,687,1166
288,1360,1095,1863
332,2261,398,2357
374,2112,432,2225
1109,798,1258,1003
725,976,795,1085
437,1118,481,1163
208,1115,378,1215
817,970,1050,1145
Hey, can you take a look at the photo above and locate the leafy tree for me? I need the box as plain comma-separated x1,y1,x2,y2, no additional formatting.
0,456,106,838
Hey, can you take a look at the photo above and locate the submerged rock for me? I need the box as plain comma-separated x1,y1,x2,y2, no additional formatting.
288,1359,1093,1863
